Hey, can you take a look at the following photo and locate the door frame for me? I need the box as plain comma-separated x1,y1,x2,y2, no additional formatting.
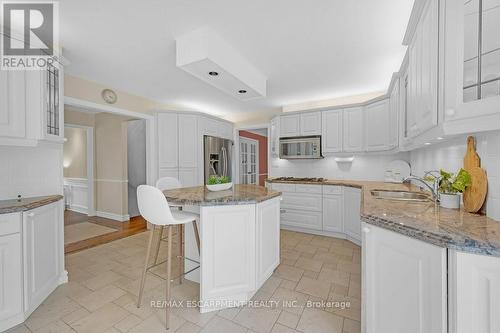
233,124,270,185
239,137,259,185
64,123,95,216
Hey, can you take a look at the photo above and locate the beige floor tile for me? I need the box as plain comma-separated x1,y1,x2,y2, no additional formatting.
281,249,301,261
296,308,343,333
172,305,217,327
276,310,300,328
70,303,129,333
279,280,297,290
295,277,331,299
200,316,247,333
25,296,81,331
5,324,30,333
317,268,350,287
217,307,241,320
348,282,361,299
126,312,185,333
270,288,309,316
50,281,94,301
270,323,302,333
32,320,74,333
176,321,202,333
294,244,318,255
113,313,142,332
281,258,297,266
72,285,127,311
259,276,283,294
309,236,333,249
61,307,91,325
302,270,319,279
274,265,304,282
330,284,349,297
294,258,323,272
327,296,361,322
312,252,340,266
81,270,125,291
233,307,281,333
342,318,361,333
337,262,361,275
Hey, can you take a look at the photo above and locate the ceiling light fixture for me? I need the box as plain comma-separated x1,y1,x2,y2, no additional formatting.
424,142,431,145
238,89,247,94
437,137,444,140
208,71,219,76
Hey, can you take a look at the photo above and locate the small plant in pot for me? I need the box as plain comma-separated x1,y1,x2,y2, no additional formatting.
206,175,233,192
433,169,472,209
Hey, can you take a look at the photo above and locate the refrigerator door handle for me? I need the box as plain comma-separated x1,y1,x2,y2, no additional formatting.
221,147,227,177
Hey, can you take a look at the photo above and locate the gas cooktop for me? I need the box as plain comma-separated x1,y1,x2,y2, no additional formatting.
273,177,325,182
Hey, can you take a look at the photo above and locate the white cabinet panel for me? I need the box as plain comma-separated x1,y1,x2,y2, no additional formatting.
363,223,447,333
280,193,322,212
271,183,296,193
389,81,399,148
323,195,343,233
0,70,26,139
280,209,322,230
219,121,233,140
178,114,198,168
295,184,322,194
365,99,391,151
322,109,343,153
157,113,178,168
200,117,219,137
451,250,500,333
159,167,179,180
179,168,199,187
270,116,280,157
300,112,321,135
343,107,364,152
0,233,22,326
280,115,300,137
343,187,361,241
256,198,280,288
323,185,342,195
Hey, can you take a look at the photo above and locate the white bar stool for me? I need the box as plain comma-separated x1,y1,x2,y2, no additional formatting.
136,184,200,330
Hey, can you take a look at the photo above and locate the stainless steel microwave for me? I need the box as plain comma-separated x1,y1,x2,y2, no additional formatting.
279,135,323,159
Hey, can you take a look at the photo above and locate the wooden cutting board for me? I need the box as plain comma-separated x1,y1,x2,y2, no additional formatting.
463,136,488,213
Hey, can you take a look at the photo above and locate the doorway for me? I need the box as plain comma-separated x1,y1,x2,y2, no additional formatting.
238,128,268,186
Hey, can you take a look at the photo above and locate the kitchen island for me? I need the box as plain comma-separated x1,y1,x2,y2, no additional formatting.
163,184,281,313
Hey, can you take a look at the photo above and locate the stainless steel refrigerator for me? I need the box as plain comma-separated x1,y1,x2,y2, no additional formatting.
204,135,233,184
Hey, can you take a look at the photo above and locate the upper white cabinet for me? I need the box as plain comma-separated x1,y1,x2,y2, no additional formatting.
270,116,280,157
199,116,233,139
0,71,27,140
343,107,364,152
363,223,447,333
406,0,439,137
365,99,393,151
178,114,197,168
300,112,321,135
322,109,343,153
389,78,400,147
280,114,300,137
157,113,179,169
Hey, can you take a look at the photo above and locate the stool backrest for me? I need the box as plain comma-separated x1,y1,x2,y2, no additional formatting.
137,185,174,226
156,177,182,191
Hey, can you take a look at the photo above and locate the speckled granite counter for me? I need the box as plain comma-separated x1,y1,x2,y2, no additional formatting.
0,195,63,214
164,184,281,206
266,178,500,257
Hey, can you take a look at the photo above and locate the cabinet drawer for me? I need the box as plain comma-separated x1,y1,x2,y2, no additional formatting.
280,209,322,230
272,183,296,192
323,185,343,195
295,184,322,194
0,213,21,236
281,193,322,212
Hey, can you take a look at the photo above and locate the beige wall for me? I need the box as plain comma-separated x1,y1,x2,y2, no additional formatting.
63,127,87,178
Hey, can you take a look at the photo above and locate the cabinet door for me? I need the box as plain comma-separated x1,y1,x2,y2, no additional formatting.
23,202,62,315
159,167,179,180
280,193,322,212
322,110,343,153
219,121,233,140
200,117,219,137
280,209,322,230
0,70,26,138
365,99,391,151
179,168,199,187
343,187,361,241
363,223,447,333
389,81,399,148
41,63,64,141
343,107,364,152
270,116,280,157
0,233,22,324
280,115,300,137
322,195,343,233
451,251,500,333
256,197,280,288
300,112,321,136
178,114,197,168
157,113,178,168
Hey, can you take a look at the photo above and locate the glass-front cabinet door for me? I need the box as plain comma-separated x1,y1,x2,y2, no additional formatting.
41,62,64,141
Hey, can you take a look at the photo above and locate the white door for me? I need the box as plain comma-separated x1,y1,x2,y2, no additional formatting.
343,107,364,152
322,109,343,153
363,223,447,333
239,137,259,185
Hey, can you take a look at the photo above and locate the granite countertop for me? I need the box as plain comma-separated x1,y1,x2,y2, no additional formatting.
266,178,500,257
164,184,281,206
0,195,64,214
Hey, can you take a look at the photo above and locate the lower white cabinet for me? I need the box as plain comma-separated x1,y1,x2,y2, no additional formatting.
0,232,23,329
323,191,343,233
280,209,323,230
322,109,343,153
256,197,280,287
362,223,447,333
343,187,361,242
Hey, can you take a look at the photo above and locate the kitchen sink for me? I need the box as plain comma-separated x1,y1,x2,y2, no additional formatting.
370,189,432,202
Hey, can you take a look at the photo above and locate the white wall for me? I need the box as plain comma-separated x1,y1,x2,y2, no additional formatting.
0,144,63,200
270,152,410,181
410,132,500,221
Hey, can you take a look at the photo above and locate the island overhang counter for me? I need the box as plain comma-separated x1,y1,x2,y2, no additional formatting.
163,184,281,313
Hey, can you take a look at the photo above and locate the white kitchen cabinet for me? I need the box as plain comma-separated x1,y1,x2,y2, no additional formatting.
39,63,65,142
280,209,323,230
343,107,364,152
255,197,280,288
270,116,280,157
406,0,439,137
322,109,343,153
343,187,361,242
323,192,343,233
300,112,321,135
449,250,500,333
365,99,392,151
178,114,198,168
157,113,179,169
179,168,199,187
280,192,323,212
0,70,27,140
389,79,400,148
219,121,233,140
158,167,179,180
200,117,219,137
280,114,300,137
362,223,447,333
23,201,64,316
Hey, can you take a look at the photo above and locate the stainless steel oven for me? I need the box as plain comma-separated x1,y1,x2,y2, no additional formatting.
279,135,323,159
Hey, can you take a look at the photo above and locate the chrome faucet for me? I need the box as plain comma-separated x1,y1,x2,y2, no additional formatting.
402,174,440,202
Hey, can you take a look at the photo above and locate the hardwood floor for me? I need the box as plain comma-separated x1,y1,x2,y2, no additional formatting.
64,210,147,254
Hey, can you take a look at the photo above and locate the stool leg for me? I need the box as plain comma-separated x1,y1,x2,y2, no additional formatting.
152,226,164,265
165,225,173,330
192,220,201,255
179,224,184,284
137,225,155,308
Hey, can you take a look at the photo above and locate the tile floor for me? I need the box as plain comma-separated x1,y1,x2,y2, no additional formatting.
8,229,361,333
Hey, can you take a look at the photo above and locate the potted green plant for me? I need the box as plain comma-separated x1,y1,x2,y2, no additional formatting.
435,169,472,209
206,175,232,192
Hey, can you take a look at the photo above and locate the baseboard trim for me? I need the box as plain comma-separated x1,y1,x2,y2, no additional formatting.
280,225,361,246
67,205,88,215
96,211,130,222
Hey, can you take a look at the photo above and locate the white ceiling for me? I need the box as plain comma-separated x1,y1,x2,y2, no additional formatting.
60,0,414,123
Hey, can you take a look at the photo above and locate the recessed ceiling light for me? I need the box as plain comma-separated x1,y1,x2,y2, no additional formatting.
208,71,219,76
424,142,431,145
437,137,444,140
238,90,247,94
